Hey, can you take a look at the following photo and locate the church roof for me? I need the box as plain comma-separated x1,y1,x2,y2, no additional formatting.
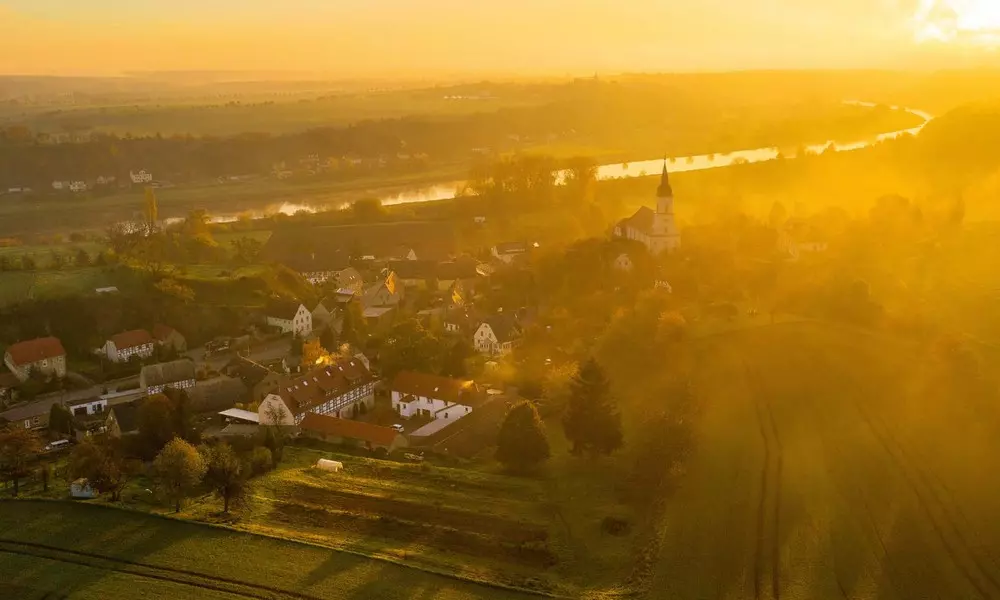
657,161,673,198
618,206,655,236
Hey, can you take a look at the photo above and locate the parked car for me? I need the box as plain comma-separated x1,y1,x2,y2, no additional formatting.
44,439,72,453
391,424,405,433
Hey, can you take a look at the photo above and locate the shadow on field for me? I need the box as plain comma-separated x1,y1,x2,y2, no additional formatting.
0,501,187,598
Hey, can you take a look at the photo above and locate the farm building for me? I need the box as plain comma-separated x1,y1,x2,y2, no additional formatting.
139,359,196,396
300,413,408,453
102,329,155,363
390,371,484,422
153,324,187,353
259,356,377,425
265,301,313,338
3,337,67,382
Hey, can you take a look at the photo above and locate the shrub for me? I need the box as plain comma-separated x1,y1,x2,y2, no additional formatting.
250,446,273,475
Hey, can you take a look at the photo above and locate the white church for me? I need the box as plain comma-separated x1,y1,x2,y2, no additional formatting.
613,161,681,254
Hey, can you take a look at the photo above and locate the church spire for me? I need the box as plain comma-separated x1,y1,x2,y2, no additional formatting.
657,158,673,198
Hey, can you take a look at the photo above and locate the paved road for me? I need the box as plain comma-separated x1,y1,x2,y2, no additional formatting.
185,337,291,370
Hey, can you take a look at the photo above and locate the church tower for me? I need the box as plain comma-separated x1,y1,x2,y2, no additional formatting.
650,161,681,253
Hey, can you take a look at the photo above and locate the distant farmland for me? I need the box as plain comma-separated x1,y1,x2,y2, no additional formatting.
0,500,541,600
647,322,1000,599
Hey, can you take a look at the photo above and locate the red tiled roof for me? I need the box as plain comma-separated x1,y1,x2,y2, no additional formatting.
299,413,400,447
111,329,153,351
5,337,65,367
152,324,176,342
390,371,477,404
278,357,375,415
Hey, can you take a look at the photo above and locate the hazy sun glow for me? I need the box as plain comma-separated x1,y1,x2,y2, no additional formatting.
916,0,1000,43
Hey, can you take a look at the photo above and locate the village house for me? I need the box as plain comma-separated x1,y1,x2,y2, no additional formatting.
311,288,358,327
778,220,829,261
130,169,153,184
153,324,187,353
105,400,141,438
390,371,483,421
361,272,403,310
69,181,88,193
0,396,65,431
266,301,313,337
258,356,377,425
66,396,110,439
102,329,155,363
52,181,68,191
299,413,408,453
3,337,67,382
436,259,479,291
139,359,197,396
221,356,282,402
473,315,520,356
491,242,529,265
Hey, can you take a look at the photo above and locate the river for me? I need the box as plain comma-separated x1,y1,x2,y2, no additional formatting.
199,103,933,222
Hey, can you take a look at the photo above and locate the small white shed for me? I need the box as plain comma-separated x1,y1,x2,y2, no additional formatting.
70,478,96,499
315,459,343,473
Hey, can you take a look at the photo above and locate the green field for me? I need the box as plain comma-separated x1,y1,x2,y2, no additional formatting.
647,322,1000,599
0,500,540,600
0,267,117,307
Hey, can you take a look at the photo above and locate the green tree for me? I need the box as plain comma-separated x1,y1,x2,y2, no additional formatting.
67,438,137,501
138,394,176,457
230,236,263,264
48,404,75,437
562,358,623,456
75,248,91,267
351,197,387,222
153,438,207,513
340,300,367,347
0,427,41,496
202,442,249,514
496,401,550,472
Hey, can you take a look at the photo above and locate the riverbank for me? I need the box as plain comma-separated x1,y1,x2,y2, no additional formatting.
0,103,927,239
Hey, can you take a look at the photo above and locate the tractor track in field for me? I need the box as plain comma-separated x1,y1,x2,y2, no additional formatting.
849,396,1000,599
746,362,783,600
0,539,326,600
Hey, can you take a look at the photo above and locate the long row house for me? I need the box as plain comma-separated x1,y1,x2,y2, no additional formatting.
258,356,377,426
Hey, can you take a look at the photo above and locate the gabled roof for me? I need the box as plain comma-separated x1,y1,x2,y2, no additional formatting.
300,413,400,447
141,359,196,387
266,299,306,321
390,371,479,405
618,206,655,236
436,259,479,281
277,356,375,415
226,357,276,389
110,329,153,351
4,337,66,366
481,315,518,343
388,260,437,281
152,324,181,342
109,401,141,434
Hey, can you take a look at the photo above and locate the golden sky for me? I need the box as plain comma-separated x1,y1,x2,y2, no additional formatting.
1,0,998,76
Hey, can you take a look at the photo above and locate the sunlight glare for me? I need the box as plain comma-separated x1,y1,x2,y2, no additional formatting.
915,0,1000,44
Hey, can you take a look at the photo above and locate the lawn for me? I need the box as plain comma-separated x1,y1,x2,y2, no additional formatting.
645,321,1000,599
0,500,541,600
174,444,634,596
0,267,117,307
